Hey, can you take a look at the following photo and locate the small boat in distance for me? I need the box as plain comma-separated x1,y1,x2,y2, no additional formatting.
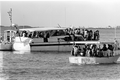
0,30,15,51
69,41,120,64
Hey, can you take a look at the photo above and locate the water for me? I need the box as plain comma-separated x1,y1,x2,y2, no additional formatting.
1,28,120,80
0,51,120,80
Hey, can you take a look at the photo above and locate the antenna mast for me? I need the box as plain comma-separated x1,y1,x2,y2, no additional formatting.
8,8,12,26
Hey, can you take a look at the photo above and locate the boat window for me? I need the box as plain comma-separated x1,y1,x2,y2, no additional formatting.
28,31,45,38
52,30,58,36
50,30,66,36
32,31,37,38
33,31,42,38
18,30,27,37
22,31,28,37
28,32,33,38
59,30,66,36
37,31,43,38
16,29,66,38
48,30,56,36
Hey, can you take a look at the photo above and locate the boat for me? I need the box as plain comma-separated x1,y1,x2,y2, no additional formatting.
0,30,15,51
69,41,120,64
12,27,99,52
69,55,120,64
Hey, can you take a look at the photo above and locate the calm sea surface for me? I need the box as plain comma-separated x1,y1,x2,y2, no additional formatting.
1,28,120,80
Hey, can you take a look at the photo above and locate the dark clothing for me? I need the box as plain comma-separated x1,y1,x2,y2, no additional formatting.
44,38,48,42
43,32,49,42
94,30,99,40
102,44,108,51
108,45,114,51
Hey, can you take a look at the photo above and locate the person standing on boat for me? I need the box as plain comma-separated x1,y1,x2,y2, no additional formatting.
43,31,49,42
114,39,120,50
92,44,97,57
89,30,93,40
96,30,100,40
93,31,96,40
108,44,114,56
78,45,85,56
83,45,87,56
81,29,85,38
70,31,75,41
0,36,3,42
86,44,91,57
102,44,108,57
93,30,99,40
71,45,79,56
86,30,89,40
84,29,88,40
89,44,93,56
98,44,104,57
74,29,78,35
78,28,81,35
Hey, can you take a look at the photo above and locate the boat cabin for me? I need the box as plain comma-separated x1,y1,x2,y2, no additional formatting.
0,30,16,43
16,27,85,43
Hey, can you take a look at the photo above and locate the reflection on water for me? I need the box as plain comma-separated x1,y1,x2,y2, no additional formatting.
0,52,9,80
0,51,120,80
0,52,3,72
13,51,31,54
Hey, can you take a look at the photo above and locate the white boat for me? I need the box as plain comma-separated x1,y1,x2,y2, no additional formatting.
0,43,13,51
0,30,15,51
69,55,120,64
12,27,90,52
69,41,120,64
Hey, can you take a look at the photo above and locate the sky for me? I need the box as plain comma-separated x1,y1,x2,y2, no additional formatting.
1,0,120,28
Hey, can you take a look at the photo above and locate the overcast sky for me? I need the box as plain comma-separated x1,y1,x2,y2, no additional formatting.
1,0,120,28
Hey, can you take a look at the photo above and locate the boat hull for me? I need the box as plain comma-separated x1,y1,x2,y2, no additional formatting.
13,37,74,52
13,42,31,51
30,42,73,52
69,55,120,64
0,42,13,51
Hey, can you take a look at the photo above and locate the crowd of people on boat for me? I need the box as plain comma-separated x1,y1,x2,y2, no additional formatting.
13,27,100,43
0,27,99,43
71,43,116,57
64,28,100,41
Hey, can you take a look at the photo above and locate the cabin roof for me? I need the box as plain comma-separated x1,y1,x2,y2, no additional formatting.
19,27,66,32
